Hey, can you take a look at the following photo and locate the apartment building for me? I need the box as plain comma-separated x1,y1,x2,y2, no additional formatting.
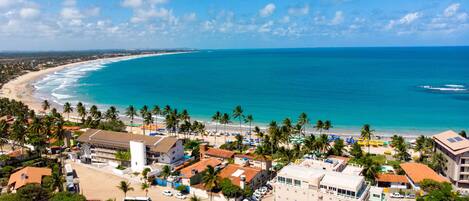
432,130,469,189
273,164,370,201
77,129,184,170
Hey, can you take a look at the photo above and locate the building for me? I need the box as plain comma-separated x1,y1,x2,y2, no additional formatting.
376,174,409,189
234,154,272,171
7,167,52,191
432,130,469,189
400,162,449,190
218,164,267,190
299,156,348,172
77,129,184,169
369,186,386,201
273,164,370,201
180,158,223,185
199,144,235,160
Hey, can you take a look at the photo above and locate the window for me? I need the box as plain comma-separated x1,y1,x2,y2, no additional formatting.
351,191,356,197
373,194,380,198
294,180,301,187
462,159,466,164
278,176,286,183
462,167,466,172
286,178,293,185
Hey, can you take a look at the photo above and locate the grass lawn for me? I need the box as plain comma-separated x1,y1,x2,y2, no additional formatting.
369,154,401,166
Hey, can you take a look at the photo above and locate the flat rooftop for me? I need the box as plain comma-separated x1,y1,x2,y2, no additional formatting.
433,130,469,155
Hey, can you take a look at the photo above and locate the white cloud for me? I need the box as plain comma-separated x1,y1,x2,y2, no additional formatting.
258,20,274,32
130,7,177,24
183,12,197,22
386,12,420,29
0,0,16,8
85,7,100,17
19,7,40,19
444,3,460,17
122,0,143,8
259,3,275,17
280,16,290,23
62,0,76,7
288,4,309,16
330,11,344,25
61,7,83,20
149,0,169,5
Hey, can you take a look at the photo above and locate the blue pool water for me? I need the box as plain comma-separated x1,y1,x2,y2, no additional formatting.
34,47,469,134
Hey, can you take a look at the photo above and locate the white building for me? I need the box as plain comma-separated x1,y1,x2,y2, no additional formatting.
77,129,185,170
273,164,370,201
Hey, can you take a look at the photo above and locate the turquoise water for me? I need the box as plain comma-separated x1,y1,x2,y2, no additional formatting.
36,47,469,134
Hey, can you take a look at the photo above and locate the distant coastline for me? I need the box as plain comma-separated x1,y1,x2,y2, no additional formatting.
0,52,184,117
2,48,467,138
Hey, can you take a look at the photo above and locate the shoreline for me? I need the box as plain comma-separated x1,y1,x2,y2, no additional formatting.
0,52,449,139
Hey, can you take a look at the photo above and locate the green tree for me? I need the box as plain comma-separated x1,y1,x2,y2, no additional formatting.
202,165,219,201
190,195,202,201
0,120,9,152
297,112,310,136
361,155,380,184
220,113,231,142
125,105,137,132
10,120,26,154
323,120,332,133
152,105,161,133
360,124,374,154
232,105,244,136
117,181,134,197
244,114,253,140
63,102,73,121
42,100,50,113
16,184,50,201
115,150,131,165
161,165,171,179
76,102,86,123
176,184,188,194
314,120,324,134
430,152,446,174
350,142,363,160
142,111,153,135
141,182,150,197
460,130,467,138
219,178,242,198
105,106,119,122
50,192,86,201
330,138,345,156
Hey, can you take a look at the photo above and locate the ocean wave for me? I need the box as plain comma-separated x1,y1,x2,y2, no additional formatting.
420,84,467,92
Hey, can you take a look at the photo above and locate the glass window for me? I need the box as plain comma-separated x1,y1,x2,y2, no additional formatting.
294,180,301,186
352,192,356,197
286,178,293,185
278,176,286,183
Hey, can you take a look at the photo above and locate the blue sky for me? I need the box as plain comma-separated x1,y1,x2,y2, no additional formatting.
0,0,468,50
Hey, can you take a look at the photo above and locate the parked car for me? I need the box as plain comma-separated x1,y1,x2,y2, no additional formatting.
405,194,416,199
390,192,404,198
162,190,173,196
175,193,186,199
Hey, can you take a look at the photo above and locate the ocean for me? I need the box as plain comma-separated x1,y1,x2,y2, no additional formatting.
33,47,469,135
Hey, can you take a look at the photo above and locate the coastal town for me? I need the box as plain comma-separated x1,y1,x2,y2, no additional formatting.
0,81,468,201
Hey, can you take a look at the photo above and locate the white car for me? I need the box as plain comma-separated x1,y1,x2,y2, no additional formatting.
253,191,263,197
175,193,186,199
390,192,404,198
162,190,173,196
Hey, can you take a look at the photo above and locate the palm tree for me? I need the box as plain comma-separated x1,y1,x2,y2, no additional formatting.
42,100,50,113
105,106,119,121
460,130,467,138
317,134,330,154
163,105,172,115
235,134,243,153
63,102,73,121
54,117,68,147
140,105,148,133
117,181,134,197
202,165,219,201
10,120,26,153
89,105,100,120
361,155,380,184
314,120,324,134
161,165,172,179
323,120,332,134
297,112,310,136
430,152,446,174
141,182,150,197
244,114,253,140
152,105,161,133
76,102,86,123
220,113,230,143
190,195,202,201
125,105,137,132
0,120,9,152
142,112,153,135
331,138,345,156
232,105,244,135
360,124,374,154
211,111,221,134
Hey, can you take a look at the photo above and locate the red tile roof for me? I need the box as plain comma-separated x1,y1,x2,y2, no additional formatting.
206,148,235,159
8,167,52,190
180,158,222,178
377,174,409,183
400,163,449,184
218,164,262,187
